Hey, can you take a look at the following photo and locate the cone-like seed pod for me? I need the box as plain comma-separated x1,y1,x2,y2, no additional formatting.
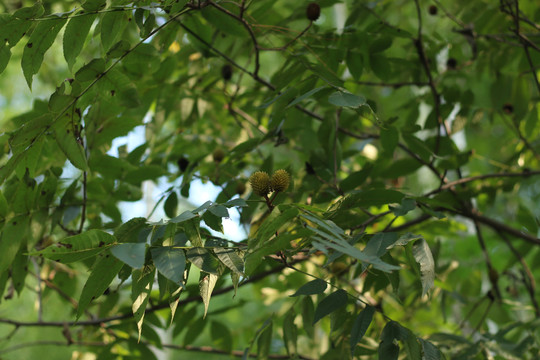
249,171,270,196
212,148,225,163
270,169,290,192
306,2,320,21
236,182,246,195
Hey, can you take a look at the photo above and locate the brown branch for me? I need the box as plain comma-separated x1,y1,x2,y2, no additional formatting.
258,23,312,51
0,339,315,359
412,0,449,157
386,214,432,233
472,220,502,299
424,170,540,196
505,0,540,93
498,232,540,316
78,171,87,233
355,80,430,88
209,1,261,78
0,340,106,355
164,343,315,359
453,209,540,246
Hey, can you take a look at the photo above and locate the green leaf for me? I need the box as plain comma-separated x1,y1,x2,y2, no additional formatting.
100,10,128,52
111,243,146,268
388,233,423,249
313,289,348,324
214,247,244,275
184,218,203,247
199,273,218,318
208,204,229,218
0,152,25,185
0,215,29,275
244,229,311,275
287,86,326,108
412,238,435,297
13,2,44,19
75,58,106,82
201,6,246,37
164,191,178,218
186,247,220,275
312,236,400,273
224,198,248,208
63,12,96,71
114,217,147,243
380,125,399,154
517,204,538,234
211,321,233,353
363,233,398,258
283,310,298,356
419,338,442,360
378,321,401,360
301,212,346,240
12,245,29,295
82,0,106,11
170,210,197,223
402,327,422,360
151,247,186,285
77,250,124,319
328,91,366,108
0,14,33,48
0,43,10,75
53,118,88,171
253,206,299,248
390,198,416,216
202,211,223,233
350,306,375,355
0,190,8,218
98,68,140,108
256,318,273,360
346,50,364,80
131,268,155,341
290,279,327,297
380,158,423,178
22,17,67,89
9,114,51,154
30,229,116,263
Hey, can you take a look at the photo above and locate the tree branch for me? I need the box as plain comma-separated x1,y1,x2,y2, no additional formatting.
0,258,307,328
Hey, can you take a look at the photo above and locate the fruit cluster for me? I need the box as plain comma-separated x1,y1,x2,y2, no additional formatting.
249,169,290,197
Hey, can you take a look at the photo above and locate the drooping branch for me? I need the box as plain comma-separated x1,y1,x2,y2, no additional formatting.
0,257,308,328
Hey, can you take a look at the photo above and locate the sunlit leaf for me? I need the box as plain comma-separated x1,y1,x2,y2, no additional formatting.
199,272,218,318
413,238,435,297
63,12,96,71
22,18,67,89
30,229,116,263
131,268,155,341
151,246,186,284
77,251,124,319
111,243,146,268
328,91,366,108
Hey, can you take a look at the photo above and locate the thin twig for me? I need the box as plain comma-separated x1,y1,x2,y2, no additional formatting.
78,171,87,233
498,232,540,316
209,1,261,78
424,170,540,196
258,23,312,51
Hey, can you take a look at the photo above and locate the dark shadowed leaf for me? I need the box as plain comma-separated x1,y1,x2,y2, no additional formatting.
313,289,348,324
290,279,327,297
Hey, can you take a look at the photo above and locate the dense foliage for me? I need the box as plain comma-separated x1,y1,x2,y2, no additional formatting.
0,0,539,359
